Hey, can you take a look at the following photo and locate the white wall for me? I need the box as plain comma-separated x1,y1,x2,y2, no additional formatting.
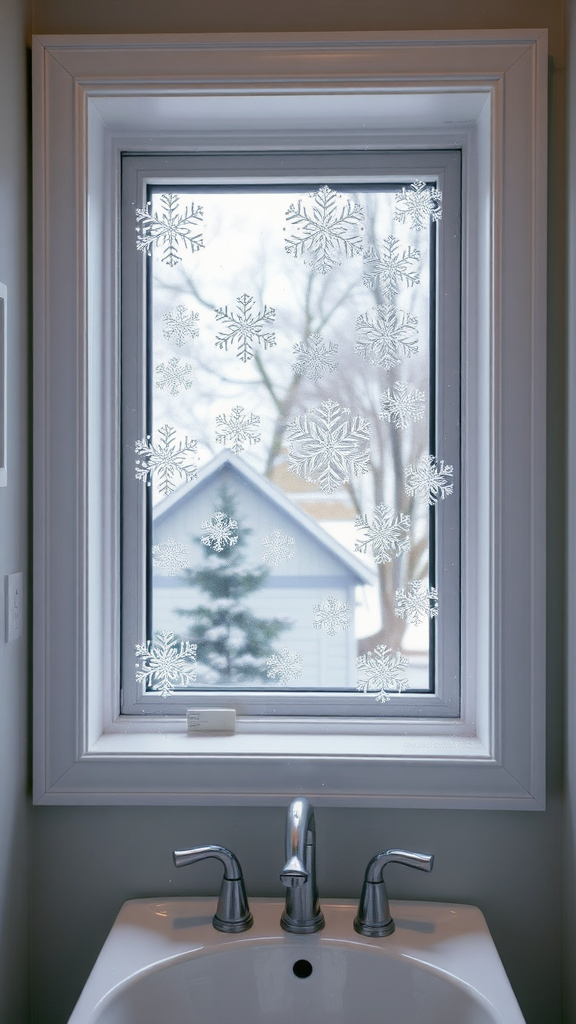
28,2,568,1023
0,0,30,1021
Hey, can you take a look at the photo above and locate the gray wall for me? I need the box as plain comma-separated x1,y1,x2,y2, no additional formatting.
0,1,30,1022
28,2,568,1024
566,2,576,1023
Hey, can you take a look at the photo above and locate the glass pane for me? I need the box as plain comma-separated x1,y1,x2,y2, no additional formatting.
137,181,447,702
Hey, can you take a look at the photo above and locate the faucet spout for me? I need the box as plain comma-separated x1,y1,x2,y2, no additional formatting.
280,797,325,933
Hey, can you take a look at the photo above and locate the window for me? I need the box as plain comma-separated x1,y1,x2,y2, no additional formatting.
121,152,461,718
33,31,547,806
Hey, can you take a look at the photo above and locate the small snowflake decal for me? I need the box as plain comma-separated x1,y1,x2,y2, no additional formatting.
394,181,443,231
363,236,420,301
135,194,204,267
215,406,261,454
395,580,439,624
354,503,411,563
292,332,338,381
261,530,295,567
357,645,409,703
405,454,453,505
286,399,371,495
284,185,363,275
313,596,351,636
266,647,303,684
135,424,198,496
379,382,426,430
155,356,194,396
162,305,200,347
135,631,197,697
214,293,276,363
152,537,190,575
201,511,238,552
355,306,419,369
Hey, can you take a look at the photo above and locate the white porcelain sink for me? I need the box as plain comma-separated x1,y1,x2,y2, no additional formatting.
67,898,526,1024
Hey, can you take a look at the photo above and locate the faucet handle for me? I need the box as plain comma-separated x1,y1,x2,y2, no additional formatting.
172,844,253,933
354,848,434,937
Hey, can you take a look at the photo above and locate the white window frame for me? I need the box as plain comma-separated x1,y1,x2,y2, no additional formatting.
33,30,547,808
120,150,462,719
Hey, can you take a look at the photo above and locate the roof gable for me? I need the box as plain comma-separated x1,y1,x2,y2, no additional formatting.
153,451,373,585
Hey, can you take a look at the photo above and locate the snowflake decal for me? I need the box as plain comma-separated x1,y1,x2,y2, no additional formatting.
201,511,238,552
162,305,200,347
135,424,198,496
313,596,351,636
286,399,371,495
215,406,261,454
379,382,426,430
284,185,364,275
355,306,419,369
266,647,303,684
395,580,439,625
292,332,338,381
405,454,453,505
354,503,411,563
363,236,420,301
214,293,276,363
394,181,443,231
155,356,194,396
135,194,204,267
135,631,197,697
152,537,190,575
357,645,409,703
261,530,295,567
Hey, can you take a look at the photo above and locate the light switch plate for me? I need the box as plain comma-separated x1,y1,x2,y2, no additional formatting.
5,572,23,642
0,283,6,486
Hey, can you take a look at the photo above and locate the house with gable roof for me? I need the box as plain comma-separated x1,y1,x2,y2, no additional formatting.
152,451,374,690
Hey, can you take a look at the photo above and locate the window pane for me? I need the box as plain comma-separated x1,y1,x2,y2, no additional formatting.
138,181,444,702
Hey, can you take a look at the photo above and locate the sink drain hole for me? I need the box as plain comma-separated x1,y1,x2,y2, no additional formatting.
293,959,313,979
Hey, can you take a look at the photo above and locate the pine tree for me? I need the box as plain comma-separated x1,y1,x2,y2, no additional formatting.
176,485,290,685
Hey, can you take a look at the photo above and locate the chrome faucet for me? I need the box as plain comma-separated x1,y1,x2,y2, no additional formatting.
172,844,253,933
279,797,325,933
354,848,434,937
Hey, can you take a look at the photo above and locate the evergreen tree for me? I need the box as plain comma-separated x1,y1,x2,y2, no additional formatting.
176,485,290,685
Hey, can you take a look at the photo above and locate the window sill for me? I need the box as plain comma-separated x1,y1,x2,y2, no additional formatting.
100,715,484,753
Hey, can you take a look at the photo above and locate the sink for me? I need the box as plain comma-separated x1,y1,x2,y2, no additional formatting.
67,898,526,1024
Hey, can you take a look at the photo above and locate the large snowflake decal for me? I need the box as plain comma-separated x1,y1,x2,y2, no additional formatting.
152,537,190,575
405,454,453,505
215,406,261,454
214,294,276,363
266,647,303,684
313,596,351,636
135,631,197,697
201,511,238,552
362,236,420,301
135,424,198,496
394,181,443,231
357,645,409,703
354,503,411,563
155,356,194,396
162,305,200,347
286,399,371,495
395,580,439,625
292,332,338,381
355,306,419,369
284,185,364,275
261,530,295,567
135,194,204,267
379,382,426,430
